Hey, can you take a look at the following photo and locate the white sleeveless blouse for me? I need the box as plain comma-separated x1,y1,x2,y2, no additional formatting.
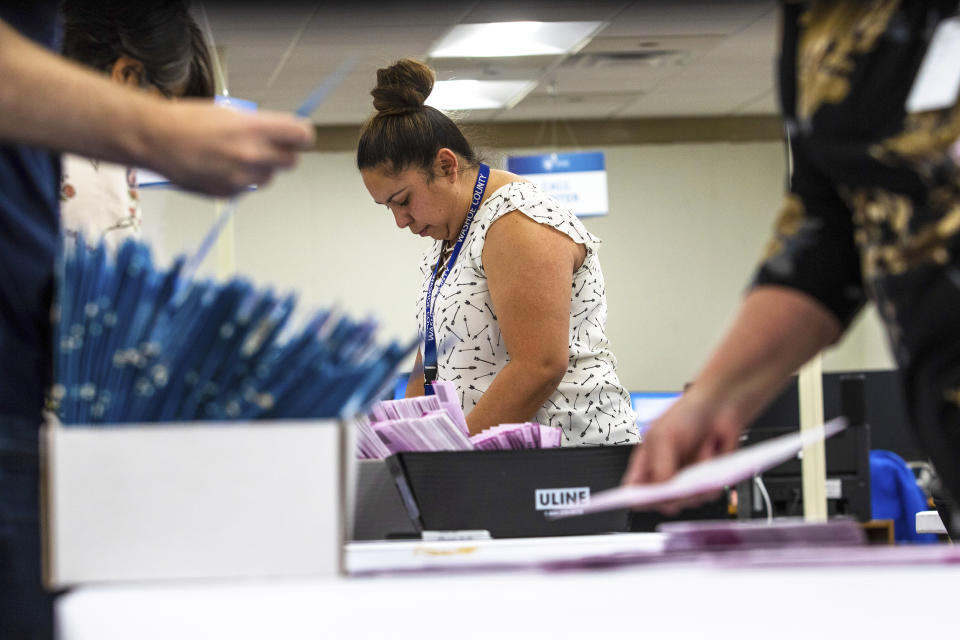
415,181,639,447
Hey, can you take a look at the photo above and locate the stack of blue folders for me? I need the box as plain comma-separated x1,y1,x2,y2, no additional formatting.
52,237,412,425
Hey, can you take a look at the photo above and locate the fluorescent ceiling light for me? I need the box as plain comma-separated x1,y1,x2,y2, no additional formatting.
430,21,603,58
426,79,534,110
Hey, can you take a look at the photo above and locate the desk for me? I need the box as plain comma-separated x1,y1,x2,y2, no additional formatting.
58,539,960,639
859,519,894,544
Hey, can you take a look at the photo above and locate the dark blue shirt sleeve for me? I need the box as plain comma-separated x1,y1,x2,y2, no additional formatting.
750,137,867,329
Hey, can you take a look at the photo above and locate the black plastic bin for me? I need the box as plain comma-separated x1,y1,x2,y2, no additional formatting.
385,446,635,538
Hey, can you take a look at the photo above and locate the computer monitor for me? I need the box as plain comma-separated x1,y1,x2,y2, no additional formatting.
751,370,919,459
630,391,681,436
739,374,872,521
392,372,409,400
390,379,683,426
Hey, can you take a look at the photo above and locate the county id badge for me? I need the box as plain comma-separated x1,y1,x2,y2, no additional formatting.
906,16,960,113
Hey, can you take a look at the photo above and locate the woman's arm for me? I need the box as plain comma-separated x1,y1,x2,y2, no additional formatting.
622,285,842,486
465,211,585,435
404,350,426,398
0,19,313,196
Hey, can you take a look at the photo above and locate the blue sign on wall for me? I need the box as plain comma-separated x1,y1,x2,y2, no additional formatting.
507,151,608,217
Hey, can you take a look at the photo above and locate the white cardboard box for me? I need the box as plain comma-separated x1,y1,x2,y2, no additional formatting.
41,420,349,588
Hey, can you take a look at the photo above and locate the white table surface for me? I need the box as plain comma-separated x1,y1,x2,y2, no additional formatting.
916,509,948,535
57,536,960,640
346,532,666,573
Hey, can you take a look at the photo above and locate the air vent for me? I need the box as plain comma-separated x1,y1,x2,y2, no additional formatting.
567,34,721,68
563,50,691,68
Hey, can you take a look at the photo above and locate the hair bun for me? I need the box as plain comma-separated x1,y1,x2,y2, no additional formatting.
371,59,435,117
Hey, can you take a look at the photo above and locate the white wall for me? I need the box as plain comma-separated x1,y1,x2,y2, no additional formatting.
140,140,894,392
140,153,425,348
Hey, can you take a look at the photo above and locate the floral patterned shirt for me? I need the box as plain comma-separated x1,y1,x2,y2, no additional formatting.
753,0,960,519
60,155,141,250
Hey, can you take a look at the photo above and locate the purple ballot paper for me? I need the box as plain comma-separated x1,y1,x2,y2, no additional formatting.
371,404,389,424
363,388,567,455
431,380,470,435
658,517,866,552
373,423,413,454
552,417,847,518
538,424,562,448
354,416,391,459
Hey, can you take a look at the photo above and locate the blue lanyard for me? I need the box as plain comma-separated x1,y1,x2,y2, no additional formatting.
423,163,490,393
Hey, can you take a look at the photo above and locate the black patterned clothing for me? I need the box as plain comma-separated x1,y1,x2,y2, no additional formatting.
416,181,639,447
754,0,960,524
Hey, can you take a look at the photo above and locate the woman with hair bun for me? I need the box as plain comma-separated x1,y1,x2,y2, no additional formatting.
358,59,638,447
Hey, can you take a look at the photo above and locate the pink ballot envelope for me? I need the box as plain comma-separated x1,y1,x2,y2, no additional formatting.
538,425,562,448
551,417,847,518
431,380,470,435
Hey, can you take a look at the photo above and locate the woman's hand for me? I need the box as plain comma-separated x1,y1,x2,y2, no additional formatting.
622,387,746,487
621,387,747,513
619,286,843,512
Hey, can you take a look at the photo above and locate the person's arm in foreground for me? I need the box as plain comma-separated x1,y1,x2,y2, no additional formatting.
0,19,313,196
464,211,582,435
622,285,842,487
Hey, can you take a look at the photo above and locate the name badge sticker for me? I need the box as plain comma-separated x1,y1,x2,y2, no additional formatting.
906,16,960,113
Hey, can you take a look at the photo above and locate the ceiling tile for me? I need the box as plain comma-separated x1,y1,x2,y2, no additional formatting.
497,93,636,121
222,45,293,79
428,57,556,84
548,53,692,94
663,59,774,92
692,7,779,63
196,2,318,31
462,0,630,23
296,26,445,58
210,29,303,48
203,0,783,124
454,108,504,123
602,1,775,38
617,89,758,117
307,1,469,28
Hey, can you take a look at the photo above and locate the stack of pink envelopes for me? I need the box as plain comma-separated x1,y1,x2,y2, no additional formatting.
355,380,563,458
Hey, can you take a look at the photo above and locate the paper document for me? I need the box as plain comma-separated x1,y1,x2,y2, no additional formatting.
552,417,847,518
